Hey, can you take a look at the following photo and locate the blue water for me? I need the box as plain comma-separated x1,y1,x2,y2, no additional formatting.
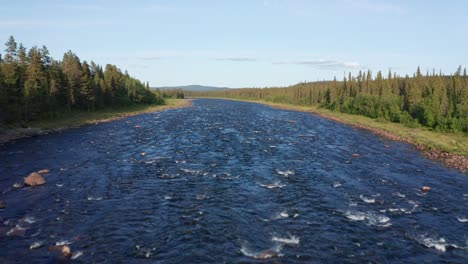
0,99,467,263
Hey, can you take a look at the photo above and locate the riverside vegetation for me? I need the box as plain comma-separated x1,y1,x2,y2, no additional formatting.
0,36,185,130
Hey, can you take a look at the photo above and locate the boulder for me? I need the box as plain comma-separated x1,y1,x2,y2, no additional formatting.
0,200,5,209
37,169,50,174
49,245,72,258
24,172,46,186
421,186,431,192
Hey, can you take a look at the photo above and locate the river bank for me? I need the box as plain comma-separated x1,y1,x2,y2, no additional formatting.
0,99,191,145
200,98,468,173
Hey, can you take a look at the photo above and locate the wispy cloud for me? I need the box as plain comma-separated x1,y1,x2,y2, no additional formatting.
0,19,51,28
65,4,103,11
345,0,406,15
274,59,365,70
216,57,257,62
0,18,111,29
138,56,162,61
128,63,149,69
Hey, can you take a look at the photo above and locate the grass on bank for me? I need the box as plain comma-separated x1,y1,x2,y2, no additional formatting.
204,97,468,158
25,99,190,130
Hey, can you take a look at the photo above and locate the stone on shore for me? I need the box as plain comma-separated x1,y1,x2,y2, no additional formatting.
24,172,46,186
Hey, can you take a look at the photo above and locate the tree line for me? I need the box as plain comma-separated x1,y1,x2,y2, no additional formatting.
0,36,166,126
188,67,468,132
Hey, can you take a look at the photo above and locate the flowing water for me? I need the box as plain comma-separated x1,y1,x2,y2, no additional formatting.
0,99,467,263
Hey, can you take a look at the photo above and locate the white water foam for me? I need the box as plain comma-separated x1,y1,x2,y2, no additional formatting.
240,244,283,259
333,182,343,188
87,196,103,201
21,216,37,224
71,251,84,259
29,241,44,250
393,192,406,198
417,236,454,252
456,217,468,223
272,235,300,245
276,169,295,177
55,240,74,246
259,182,286,189
359,195,375,204
344,211,391,227
180,168,201,174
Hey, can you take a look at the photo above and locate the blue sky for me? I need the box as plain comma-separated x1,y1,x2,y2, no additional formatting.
1,0,467,87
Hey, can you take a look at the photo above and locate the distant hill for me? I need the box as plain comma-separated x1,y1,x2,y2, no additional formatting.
153,85,230,92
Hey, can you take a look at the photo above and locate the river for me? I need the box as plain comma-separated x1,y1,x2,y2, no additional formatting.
0,99,467,263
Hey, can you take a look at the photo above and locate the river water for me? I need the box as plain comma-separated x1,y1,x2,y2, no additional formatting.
0,99,467,263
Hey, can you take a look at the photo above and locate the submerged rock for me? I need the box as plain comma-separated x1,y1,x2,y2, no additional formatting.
37,169,50,174
24,172,46,186
0,200,5,209
255,249,281,259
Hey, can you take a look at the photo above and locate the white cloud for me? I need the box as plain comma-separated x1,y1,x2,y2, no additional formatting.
273,59,365,70
216,57,257,62
345,0,406,15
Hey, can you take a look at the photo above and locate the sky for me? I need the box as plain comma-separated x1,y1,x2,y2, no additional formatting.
1,0,467,88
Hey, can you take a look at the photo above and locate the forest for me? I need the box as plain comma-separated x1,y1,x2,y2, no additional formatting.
188,68,468,133
0,36,166,126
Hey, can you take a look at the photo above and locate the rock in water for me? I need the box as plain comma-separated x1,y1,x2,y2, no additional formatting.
352,153,361,157
0,200,5,209
140,152,147,157
37,169,50,174
49,245,72,258
421,186,431,192
24,172,46,186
